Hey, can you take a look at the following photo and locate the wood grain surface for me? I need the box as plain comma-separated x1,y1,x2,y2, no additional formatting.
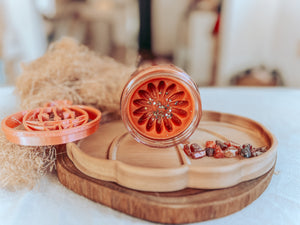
56,149,275,224
66,111,277,191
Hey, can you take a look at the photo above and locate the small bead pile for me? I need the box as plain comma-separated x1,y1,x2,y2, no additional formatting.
183,140,267,159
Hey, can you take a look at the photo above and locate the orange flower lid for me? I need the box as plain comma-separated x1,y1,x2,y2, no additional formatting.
120,64,202,148
1,101,101,146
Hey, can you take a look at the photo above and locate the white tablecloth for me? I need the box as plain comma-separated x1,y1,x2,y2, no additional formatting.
0,86,299,225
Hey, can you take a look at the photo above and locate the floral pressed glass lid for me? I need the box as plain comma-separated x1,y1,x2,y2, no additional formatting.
120,64,202,148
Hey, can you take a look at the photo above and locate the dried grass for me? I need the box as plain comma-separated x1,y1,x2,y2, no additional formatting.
1,37,135,190
0,132,56,190
15,37,135,114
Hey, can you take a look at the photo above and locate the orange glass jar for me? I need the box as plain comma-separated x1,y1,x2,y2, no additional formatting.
120,64,202,148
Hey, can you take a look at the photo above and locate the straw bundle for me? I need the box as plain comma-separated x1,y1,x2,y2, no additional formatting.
0,132,56,190
15,37,135,114
1,37,135,190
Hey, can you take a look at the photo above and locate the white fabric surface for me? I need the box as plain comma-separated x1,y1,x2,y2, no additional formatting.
0,86,299,225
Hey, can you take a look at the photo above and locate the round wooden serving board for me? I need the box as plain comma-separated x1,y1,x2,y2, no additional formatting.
56,151,275,224
56,111,277,223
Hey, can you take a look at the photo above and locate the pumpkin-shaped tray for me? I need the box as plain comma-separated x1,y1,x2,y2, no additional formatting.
67,111,277,192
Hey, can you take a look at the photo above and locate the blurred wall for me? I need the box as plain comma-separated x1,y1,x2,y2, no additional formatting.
272,0,300,87
151,0,191,56
218,0,300,87
1,0,300,87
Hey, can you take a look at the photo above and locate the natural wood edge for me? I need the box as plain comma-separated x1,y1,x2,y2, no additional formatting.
202,111,278,149
56,148,275,224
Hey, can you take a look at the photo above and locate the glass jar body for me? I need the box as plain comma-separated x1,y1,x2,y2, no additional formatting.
120,64,202,148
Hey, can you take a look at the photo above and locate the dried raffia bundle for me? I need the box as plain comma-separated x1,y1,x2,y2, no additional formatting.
15,37,136,114
0,131,56,190
1,37,135,190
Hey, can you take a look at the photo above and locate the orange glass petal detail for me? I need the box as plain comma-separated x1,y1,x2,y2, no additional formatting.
23,106,88,131
129,78,194,140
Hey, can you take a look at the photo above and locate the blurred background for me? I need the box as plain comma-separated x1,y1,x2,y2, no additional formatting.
0,0,299,87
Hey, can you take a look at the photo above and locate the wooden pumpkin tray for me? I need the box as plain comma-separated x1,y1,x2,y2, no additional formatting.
66,111,277,192
56,111,277,223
